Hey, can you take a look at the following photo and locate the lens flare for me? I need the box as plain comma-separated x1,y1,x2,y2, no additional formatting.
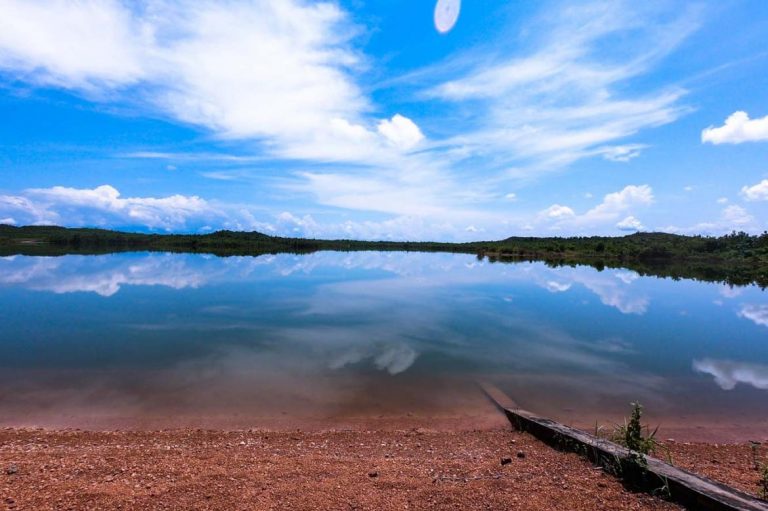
434,0,461,34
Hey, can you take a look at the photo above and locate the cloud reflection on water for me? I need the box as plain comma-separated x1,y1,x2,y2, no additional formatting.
1,251,767,430
738,304,768,328
693,358,768,390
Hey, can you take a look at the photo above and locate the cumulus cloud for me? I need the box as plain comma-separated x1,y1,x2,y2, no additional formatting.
616,216,643,231
542,204,576,219
693,358,768,390
532,266,648,314
738,304,768,328
0,185,215,231
377,114,425,151
373,343,418,375
661,204,760,236
702,111,768,145
0,217,16,225
584,185,654,222
328,342,418,375
0,254,208,297
614,271,639,284
537,185,653,233
741,179,768,201
544,281,571,293
721,205,754,226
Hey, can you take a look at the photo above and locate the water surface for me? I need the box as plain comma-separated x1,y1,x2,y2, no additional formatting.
1,252,766,439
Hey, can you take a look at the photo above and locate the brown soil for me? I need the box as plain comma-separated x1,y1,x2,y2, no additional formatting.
663,441,768,499
0,428,681,511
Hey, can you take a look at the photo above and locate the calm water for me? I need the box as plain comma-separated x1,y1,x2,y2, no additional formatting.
1,252,767,436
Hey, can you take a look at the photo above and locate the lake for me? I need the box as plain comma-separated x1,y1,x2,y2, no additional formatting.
1,251,766,439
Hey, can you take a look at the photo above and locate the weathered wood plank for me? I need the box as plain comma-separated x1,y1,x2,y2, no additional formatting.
478,381,768,511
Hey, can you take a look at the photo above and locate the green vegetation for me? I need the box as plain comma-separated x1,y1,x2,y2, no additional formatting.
611,402,659,456
1,224,767,287
760,462,768,500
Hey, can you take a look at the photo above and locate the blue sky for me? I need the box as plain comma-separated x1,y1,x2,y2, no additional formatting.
0,0,767,240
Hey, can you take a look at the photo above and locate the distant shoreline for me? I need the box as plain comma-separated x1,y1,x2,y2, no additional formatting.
1,224,767,287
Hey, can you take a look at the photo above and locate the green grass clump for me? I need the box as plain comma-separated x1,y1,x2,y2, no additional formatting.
612,402,659,455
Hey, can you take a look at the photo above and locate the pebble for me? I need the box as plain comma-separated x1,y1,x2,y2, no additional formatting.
517,451,526,459
500,457,512,466
6,465,18,475
368,471,378,478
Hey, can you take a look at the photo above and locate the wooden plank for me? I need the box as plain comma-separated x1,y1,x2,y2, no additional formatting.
478,381,768,511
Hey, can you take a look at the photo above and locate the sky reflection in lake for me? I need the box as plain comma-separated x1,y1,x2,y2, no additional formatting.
0,252,766,437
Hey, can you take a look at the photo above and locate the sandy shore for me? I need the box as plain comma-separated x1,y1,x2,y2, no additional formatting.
1,427,684,511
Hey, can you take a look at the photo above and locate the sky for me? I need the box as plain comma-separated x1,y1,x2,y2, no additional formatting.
0,0,767,241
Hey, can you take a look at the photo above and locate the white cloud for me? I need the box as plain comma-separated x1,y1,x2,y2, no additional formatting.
424,2,696,172
0,254,207,297
683,185,694,192
738,304,768,328
693,358,768,391
614,271,639,284
585,185,654,221
377,114,425,151
535,185,653,233
504,193,517,201
0,1,148,89
0,217,16,225
0,1,708,239
616,216,643,231
721,204,754,226
741,179,768,201
0,185,214,231
373,343,418,375
328,341,418,375
545,281,571,293
600,144,646,162
716,197,728,204
718,285,742,299
532,266,648,314
657,204,762,236
542,204,576,219
0,0,408,164
661,204,761,236
702,111,768,145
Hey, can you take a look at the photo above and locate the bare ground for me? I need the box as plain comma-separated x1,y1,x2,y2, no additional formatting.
0,428,682,511
664,441,768,500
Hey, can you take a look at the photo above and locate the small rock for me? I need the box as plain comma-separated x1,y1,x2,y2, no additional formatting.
6,464,18,475
104,475,115,482
368,471,378,478
516,451,526,459
500,457,512,466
